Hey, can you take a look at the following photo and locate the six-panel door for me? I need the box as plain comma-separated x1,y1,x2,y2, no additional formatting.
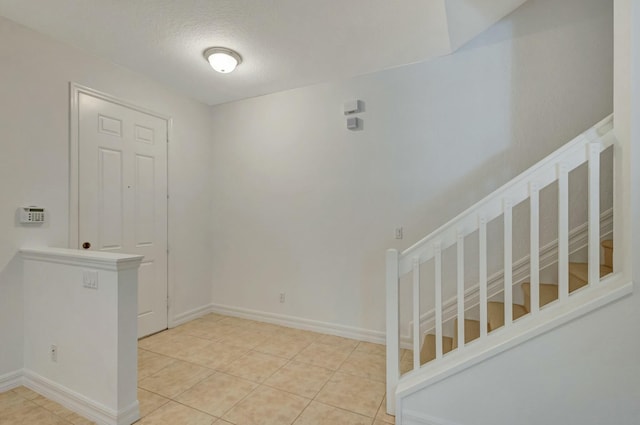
78,93,168,338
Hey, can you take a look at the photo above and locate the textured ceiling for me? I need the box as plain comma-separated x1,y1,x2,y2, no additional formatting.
0,0,527,105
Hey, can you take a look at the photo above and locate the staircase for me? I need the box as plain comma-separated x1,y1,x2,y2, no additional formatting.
419,241,613,365
385,115,628,423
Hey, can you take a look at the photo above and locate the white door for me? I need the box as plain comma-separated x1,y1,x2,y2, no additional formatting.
78,92,168,338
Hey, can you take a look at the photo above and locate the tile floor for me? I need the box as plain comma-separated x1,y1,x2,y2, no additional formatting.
0,313,403,424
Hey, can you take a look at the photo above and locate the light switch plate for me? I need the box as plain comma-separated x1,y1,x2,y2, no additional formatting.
83,270,98,289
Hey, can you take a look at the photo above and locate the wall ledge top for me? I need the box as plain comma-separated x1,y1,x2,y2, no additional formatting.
20,247,144,271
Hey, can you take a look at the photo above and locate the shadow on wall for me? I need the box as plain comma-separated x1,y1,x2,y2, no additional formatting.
457,0,612,52
0,253,24,375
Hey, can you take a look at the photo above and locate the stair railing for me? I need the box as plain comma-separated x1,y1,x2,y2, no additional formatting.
386,115,616,415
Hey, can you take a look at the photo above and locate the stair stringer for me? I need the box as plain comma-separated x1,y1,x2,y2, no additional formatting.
394,275,632,425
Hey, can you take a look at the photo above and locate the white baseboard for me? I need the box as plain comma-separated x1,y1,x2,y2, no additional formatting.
170,303,215,328
209,303,387,345
23,370,139,425
115,401,140,425
403,410,462,425
0,369,23,392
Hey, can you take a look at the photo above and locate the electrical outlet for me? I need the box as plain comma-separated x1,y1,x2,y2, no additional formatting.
279,292,286,303
50,345,57,362
83,270,99,289
395,227,403,240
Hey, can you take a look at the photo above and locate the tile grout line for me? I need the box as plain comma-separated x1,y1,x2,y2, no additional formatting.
11,388,76,424
48,314,389,424
216,331,321,424
160,326,323,424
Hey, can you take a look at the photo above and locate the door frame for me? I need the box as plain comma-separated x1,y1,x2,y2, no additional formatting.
69,82,174,328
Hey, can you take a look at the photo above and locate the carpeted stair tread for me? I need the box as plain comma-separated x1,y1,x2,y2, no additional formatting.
602,240,613,268
487,302,528,331
521,282,560,311
420,334,454,364
569,262,612,284
420,240,615,365
452,319,482,349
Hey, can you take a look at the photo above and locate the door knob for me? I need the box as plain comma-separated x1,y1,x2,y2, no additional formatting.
82,242,91,250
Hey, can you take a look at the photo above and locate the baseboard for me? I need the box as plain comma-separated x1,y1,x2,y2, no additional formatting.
170,303,215,328
403,410,462,425
209,303,387,344
114,401,140,425
0,369,23,392
23,370,139,425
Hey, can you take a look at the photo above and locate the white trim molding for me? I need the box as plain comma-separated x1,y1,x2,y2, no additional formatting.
403,410,464,425
170,303,215,328
172,302,388,345
23,370,140,425
0,370,23,393
20,247,144,271
209,303,387,345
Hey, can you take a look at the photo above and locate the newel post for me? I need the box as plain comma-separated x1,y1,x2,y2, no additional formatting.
386,248,400,415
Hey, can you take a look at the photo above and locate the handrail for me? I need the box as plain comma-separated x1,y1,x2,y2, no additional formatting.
398,114,614,275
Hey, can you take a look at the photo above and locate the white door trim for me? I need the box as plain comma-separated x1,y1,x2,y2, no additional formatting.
68,82,174,327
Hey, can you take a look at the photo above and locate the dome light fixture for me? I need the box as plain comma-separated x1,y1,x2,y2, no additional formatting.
204,47,242,74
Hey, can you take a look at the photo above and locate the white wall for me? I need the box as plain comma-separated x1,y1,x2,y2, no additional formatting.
208,0,613,337
629,0,640,290
22,249,141,424
0,17,213,376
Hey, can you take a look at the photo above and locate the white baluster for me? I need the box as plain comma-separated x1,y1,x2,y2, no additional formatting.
529,182,540,315
435,243,443,359
588,143,601,285
558,163,569,300
385,249,399,415
412,258,420,371
456,229,465,350
503,199,513,327
478,216,488,338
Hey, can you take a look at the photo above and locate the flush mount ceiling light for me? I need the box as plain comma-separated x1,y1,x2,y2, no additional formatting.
204,47,242,74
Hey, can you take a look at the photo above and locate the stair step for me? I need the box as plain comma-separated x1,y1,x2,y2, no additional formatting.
487,302,528,331
521,282,560,311
420,334,454,364
569,262,612,284
602,240,613,268
521,267,606,312
521,265,608,312
568,272,588,293
420,240,616,366
452,319,481,349
522,279,589,308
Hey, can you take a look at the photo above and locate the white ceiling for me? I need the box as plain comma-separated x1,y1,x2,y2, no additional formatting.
0,0,527,106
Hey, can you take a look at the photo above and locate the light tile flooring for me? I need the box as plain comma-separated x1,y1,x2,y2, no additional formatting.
0,313,401,425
